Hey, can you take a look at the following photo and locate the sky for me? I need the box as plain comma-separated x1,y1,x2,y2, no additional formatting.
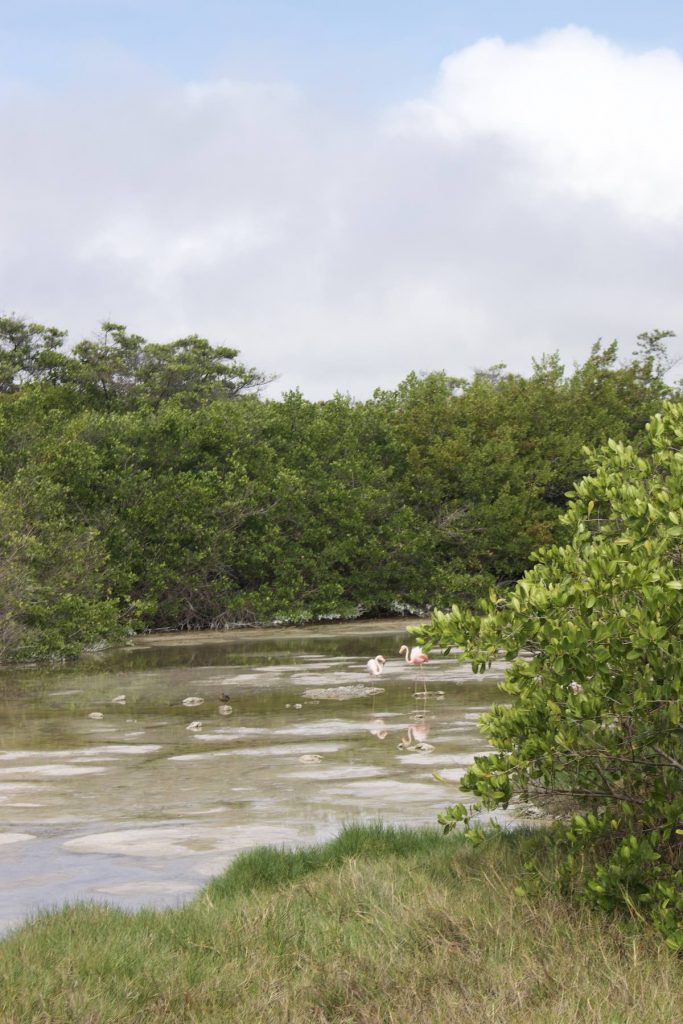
1,1,683,397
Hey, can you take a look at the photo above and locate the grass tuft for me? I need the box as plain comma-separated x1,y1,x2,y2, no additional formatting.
203,821,447,902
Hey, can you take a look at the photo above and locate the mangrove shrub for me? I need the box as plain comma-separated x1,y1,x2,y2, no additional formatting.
419,402,683,947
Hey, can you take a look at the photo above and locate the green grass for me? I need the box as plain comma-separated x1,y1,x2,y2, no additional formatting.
1,824,680,1023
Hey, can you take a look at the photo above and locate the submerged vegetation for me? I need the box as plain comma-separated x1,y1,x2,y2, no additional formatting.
0,314,677,662
2,825,681,1023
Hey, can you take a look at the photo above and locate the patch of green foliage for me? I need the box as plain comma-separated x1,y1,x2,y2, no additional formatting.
0,314,678,660
417,401,683,948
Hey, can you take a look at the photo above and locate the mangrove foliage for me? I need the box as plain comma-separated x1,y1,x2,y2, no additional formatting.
0,314,677,662
418,401,683,947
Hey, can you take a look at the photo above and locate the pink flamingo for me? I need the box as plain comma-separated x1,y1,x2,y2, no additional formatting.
399,644,429,693
399,645,429,667
366,655,386,676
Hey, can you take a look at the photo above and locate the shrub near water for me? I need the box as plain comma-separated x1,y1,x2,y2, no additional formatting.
418,402,683,948
1,826,681,1024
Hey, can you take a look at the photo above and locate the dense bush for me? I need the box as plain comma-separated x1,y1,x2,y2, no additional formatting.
0,314,677,660
418,401,683,947
0,475,122,661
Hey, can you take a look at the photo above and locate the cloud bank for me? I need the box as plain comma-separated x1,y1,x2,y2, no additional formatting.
1,26,682,397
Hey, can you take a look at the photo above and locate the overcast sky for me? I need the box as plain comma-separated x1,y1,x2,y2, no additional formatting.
2,2,682,397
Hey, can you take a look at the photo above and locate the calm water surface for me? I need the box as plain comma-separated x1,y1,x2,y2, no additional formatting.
0,619,507,934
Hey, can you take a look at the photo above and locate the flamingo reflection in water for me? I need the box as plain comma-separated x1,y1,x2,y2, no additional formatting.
369,718,389,740
398,722,434,752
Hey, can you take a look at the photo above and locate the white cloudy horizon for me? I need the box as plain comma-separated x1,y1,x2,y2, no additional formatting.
1,25,682,398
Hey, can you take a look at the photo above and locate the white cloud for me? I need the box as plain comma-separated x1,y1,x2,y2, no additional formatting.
390,27,683,223
81,212,284,283
1,27,682,398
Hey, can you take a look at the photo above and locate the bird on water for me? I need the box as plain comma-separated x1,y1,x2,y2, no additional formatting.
399,644,429,694
399,645,429,667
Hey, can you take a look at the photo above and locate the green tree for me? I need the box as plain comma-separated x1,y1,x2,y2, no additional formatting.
0,315,66,392
0,314,272,408
66,322,273,409
0,476,122,661
418,402,683,946
376,338,677,604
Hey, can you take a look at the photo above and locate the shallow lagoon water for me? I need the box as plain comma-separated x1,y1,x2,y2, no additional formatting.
0,619,506,934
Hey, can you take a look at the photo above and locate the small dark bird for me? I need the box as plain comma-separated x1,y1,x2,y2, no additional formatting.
220,693,231,702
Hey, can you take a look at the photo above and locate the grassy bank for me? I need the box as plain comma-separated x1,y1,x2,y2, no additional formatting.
1,825,680,1024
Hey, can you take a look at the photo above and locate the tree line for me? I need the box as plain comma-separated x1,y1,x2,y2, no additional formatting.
0,313,677,662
